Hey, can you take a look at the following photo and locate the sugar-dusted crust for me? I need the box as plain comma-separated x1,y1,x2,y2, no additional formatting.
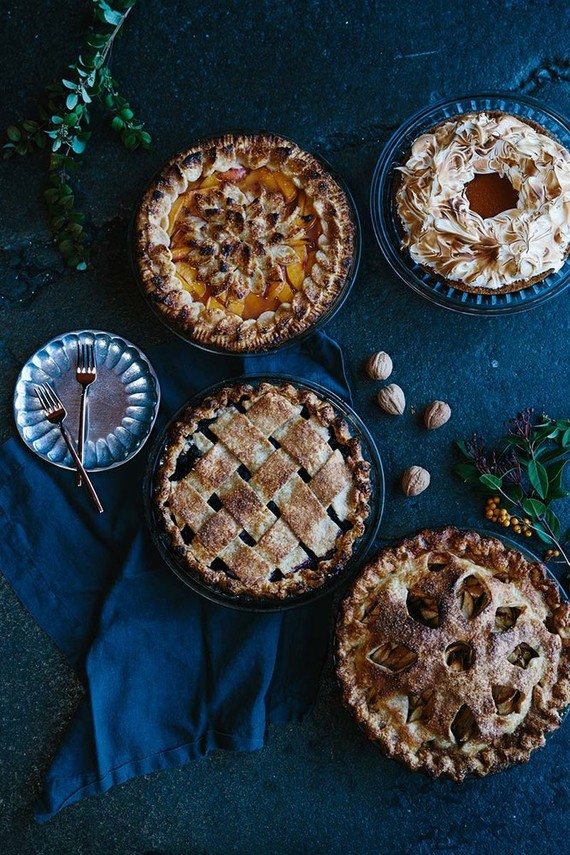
153,382,371,600
335,527,570,780
134,134,356,352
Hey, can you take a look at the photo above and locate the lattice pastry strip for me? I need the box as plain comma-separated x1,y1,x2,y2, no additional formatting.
275,473,339,555
216,472,277,540
210,410,275,470
242,390,301,435
273,416,333,475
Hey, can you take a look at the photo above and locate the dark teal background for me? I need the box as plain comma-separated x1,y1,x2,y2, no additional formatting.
1,1,569,853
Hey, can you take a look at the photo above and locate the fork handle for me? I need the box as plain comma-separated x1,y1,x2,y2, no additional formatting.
59,424,104,513
76,386,88,487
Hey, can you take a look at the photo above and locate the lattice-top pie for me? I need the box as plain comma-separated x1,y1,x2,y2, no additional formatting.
336,528,570,780
153,382,372,600
134,134,356,352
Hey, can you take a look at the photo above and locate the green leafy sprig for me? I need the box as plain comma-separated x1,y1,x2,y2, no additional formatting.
3,0,151,270
455,410,570,576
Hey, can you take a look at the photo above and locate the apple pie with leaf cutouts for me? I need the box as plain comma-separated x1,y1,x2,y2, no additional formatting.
336,528,570,780
134,133,356,352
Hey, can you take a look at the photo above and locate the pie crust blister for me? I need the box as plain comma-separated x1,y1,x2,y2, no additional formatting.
153,382,372,600
134,134,356,352
335,528,570,780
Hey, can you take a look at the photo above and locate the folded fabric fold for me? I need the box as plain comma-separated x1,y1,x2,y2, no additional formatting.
0,331,349,823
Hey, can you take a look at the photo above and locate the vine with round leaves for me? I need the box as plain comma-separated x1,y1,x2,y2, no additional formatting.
3,0,151,270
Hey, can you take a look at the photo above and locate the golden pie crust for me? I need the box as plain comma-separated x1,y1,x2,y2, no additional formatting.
335,528,570,780
153,382,371,600
134,134,356,352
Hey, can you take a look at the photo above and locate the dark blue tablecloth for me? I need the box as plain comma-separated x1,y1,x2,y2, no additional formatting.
0,331,350,822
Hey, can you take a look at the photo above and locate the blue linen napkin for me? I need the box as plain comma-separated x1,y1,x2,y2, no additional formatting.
0,331,350,823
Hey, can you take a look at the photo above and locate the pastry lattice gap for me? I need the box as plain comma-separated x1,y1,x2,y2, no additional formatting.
365,557,545,744
163,400,356,585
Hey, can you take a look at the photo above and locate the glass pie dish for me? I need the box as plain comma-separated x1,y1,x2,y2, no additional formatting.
132,132,361,355
371,92,570,315
335,526,569,780
143,375,384,611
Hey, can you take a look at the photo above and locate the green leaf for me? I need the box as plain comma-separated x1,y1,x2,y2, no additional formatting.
22,120,38,133
544,508,562,540
479,473,502,491
15,141,28,155
76,260,88,271
503,484,524,503
7,125,21,141
532,521,554,545
522,498,546,517
71,137,87,154
139,130,151,146
454,463,480,485
103,8,123,25
111,116,124,131
66,93,79,110
562,428,570,447
547,487,570,501
44,188,60,203
119,107,134,121
528,458,549,499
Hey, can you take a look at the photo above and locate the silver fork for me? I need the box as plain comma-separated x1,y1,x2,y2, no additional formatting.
34,383,104,513
76,341,97,487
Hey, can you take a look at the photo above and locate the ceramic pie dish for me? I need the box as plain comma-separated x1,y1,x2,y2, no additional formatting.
133,132,360,354
371,93,570,314
335,527,570,780
144,376,383,611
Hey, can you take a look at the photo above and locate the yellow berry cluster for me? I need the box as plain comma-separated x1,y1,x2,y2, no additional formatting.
484,497,532,537
544,548,561,561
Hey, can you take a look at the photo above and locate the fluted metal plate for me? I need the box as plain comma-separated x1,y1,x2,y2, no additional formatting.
14,330,160,471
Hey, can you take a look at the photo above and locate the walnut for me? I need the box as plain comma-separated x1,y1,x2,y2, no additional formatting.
366,351,393,380
377,384,405,415
424,400,451,430
402,465,430,496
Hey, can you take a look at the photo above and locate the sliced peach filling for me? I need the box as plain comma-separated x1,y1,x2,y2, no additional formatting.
168,167,322,320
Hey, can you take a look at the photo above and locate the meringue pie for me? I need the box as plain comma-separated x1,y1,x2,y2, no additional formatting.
395,112,570,293
134,134,356,351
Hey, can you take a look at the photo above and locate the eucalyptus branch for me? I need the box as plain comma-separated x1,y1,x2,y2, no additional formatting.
3,0,151,270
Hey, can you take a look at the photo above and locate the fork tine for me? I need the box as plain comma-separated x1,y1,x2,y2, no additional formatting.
87,341,95,371
43,383,61,409
34,384,49,410
78,342,84,371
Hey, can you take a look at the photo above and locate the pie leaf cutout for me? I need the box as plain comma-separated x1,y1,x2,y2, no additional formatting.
368,641,418,673
427,553,450,572
406,689,435,723
445,641,474,672
451,704,479,744
406,589,440,628
492,685,523,716
507,642,539,669
494,606,524,632
457,574,491,619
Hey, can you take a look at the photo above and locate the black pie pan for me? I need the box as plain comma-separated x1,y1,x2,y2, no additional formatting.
143,375,384,612
130,130,362,356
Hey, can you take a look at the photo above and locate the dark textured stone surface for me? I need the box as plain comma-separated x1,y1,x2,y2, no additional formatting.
1,1,570,852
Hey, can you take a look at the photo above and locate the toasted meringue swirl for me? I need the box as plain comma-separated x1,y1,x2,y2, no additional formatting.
396,112,570,291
